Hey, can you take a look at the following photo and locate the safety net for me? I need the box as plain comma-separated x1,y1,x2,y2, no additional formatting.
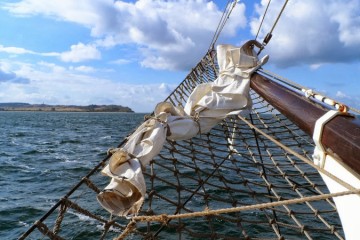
19,50,346,240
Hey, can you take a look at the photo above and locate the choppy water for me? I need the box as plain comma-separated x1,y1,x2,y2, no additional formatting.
0,112,145,239
0,111,344,239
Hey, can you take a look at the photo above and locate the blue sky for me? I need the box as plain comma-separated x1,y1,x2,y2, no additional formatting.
0,0,359,112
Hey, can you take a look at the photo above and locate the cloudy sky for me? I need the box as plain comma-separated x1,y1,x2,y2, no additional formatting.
0,0,359,112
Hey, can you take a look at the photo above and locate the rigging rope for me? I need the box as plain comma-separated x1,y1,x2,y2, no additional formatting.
209,0,231,49
268,0,289,39
255,0,272,40
249,113,282,235
132,189,360,222
258,0,290,55
238,115,358,194
258,68,358,114
209,0,238,50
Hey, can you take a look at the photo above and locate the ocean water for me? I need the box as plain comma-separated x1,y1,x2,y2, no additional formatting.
0,112,146,239
0,111,344,239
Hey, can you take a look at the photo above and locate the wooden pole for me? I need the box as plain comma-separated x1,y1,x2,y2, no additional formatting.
250,73,360,175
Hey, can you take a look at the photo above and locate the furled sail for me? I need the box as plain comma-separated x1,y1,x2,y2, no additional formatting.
97,40,269,216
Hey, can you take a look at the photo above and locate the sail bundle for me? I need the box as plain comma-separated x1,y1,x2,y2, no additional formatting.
97,40,269,216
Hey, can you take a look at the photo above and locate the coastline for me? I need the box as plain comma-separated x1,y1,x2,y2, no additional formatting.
0,103,134,113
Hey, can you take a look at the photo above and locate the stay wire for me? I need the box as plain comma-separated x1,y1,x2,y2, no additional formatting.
269,0,289,36
258,0,290,55
209,0,231,49
255,0,272,40
209,0,238,50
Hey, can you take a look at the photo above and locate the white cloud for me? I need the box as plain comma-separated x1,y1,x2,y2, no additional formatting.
60,43,101,63
334,90,360,110
336,91,348,99
38,61,66,73
328,0,360,46
4,0,247,71
71,65,96,73
0,69,30,84
250,0,360,67
310,64,323,70
159,83,172,94
3,0,102,27
0,45,59,57
111,59,131,65
0,45,35,54
0,42,100,63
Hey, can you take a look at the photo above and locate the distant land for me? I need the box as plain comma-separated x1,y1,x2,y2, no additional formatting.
0,102,134,112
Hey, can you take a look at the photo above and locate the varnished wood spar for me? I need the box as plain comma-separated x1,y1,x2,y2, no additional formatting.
250,73,360,176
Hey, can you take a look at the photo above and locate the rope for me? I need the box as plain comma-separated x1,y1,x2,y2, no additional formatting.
53,203,67,234
35,221,64,240
209,0,238,50
258,68,303,91
249,114,282,235
150,149,233,238
258,0,290,55
268,0,289,39
258,68,360,114
63,198,110,224
223,116,336,238
131,189,360,223
100,220,115,240
209,0,231,49
114,220,137,240
238,115,358,193
83,177,101,194
255,0,272,40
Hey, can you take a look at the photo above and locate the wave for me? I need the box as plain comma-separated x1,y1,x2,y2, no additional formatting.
0,206,44,220
60,139,82,144
2,159,35,171
64,159,80,164
68,209,96,224
0,112,146,239
11,132,27,137
23,149,41,155
0,206,45,239
100,135,112,139
18,164,35,171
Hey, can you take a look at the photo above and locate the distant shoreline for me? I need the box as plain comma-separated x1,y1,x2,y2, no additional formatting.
0,103,134,113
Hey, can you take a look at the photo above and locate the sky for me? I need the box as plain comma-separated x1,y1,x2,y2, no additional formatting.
0,0,359,112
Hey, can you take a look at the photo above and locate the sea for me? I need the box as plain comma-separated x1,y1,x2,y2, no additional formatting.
0,111,344,239
0,111,146,239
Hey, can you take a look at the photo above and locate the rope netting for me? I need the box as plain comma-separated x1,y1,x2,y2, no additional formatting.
20,51,347,240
